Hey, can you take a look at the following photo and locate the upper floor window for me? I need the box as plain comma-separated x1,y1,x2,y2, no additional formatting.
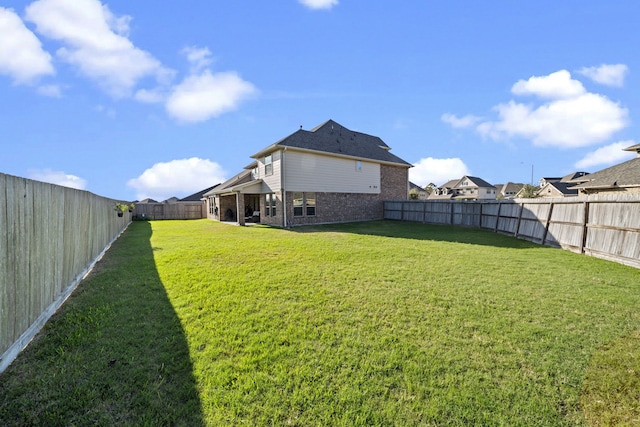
355,160,362,172
264,154,273,176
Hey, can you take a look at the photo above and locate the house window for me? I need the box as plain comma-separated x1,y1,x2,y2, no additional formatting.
355,160,362,172
265,193,276,217
264,154,273,176
306,193,316,216
292,192,316,217
293,192,303,216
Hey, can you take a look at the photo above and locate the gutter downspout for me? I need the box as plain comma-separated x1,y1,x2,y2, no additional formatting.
281,147,287,227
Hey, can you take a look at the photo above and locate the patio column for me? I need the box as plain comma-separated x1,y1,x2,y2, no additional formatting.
236,192,245,226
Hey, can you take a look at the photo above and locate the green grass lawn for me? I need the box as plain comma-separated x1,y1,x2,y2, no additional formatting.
1,219,639,426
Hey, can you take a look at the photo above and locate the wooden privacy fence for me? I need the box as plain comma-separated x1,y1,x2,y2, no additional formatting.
0,173,130,373
384,196,640,269
134,202,205,220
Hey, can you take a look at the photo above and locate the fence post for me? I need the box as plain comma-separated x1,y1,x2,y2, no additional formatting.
514,202,524,238
580,201,590,254
449,202,454,225
541,201,554,245
423,200,427,223
494,201,501,232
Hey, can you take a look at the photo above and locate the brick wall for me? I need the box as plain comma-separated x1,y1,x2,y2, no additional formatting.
380,164,409,200
284,164,409,226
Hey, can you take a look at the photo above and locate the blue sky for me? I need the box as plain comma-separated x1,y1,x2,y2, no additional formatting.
1,0,638,201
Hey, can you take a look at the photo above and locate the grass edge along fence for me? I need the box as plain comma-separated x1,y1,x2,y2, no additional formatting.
384,195,640,269
0,173,131,373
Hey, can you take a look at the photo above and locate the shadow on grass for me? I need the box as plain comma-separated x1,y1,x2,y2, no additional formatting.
0,221,204,426
289,219,548,250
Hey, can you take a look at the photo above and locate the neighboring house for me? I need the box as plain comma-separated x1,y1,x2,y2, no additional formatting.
536,171,589,198
428,176,496,200
428,179,460,200
571,144,640,196
539,177,562,187
409,182,429,199
137,198,158,203
560,171,590,182
453,176,497,200
203,120,412,226
495,182,524,199
538,172,589,187
536,181,579,198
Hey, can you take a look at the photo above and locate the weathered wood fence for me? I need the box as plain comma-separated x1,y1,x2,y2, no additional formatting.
1,173,130,373
384,196,640,269
134,202,205,220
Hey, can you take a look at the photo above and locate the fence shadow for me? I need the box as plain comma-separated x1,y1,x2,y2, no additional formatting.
0,221,204,426
290,220,547,250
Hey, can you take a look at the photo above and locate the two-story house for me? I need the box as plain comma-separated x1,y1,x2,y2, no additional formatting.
204,120,412,226
495,182,524,199
429,176,496,200
454,176,496,200
535,172,589,198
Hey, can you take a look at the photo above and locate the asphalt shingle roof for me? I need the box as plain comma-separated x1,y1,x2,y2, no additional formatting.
547,182,579,195
180,185,218,201
572,157,640,189
251,119,412,167
458,176,495,188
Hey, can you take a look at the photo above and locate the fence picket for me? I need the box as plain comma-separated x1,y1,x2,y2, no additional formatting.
0,173,130,373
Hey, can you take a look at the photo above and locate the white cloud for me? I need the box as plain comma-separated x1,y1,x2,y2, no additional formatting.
445,69,630,149
511,70,585,99
25,0,171,97
409,157,470,187
165,70,257,123
0,7,54,84
578,64,628,87
126,157,227,201
182,46,213,73
298,0,338,10
28,168,87,189
574,140,637,170
477,92,627,148
441,113,481,128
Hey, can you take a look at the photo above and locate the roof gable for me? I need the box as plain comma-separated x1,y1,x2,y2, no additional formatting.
456,176,495,189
